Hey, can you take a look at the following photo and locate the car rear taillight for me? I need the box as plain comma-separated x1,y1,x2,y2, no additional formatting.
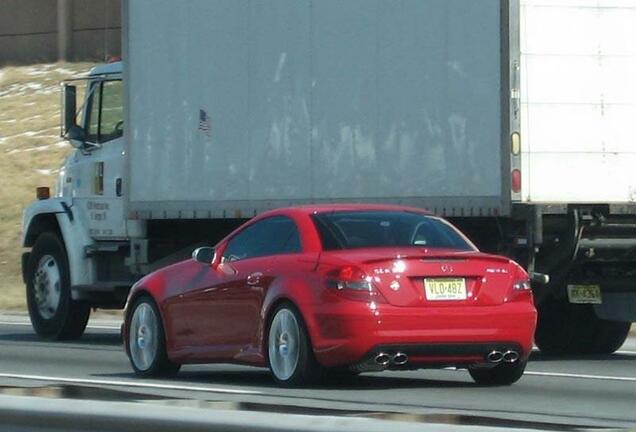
326,266,387,303
513,279,531,291
510,278,532,301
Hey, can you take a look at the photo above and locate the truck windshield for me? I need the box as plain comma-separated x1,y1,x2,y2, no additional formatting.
312,211,476,251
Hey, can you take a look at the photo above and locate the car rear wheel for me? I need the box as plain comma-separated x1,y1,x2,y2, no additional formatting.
469,360,527,386
127,296,180,377
535,298,630,355
267,304,322,387
26,232,90,340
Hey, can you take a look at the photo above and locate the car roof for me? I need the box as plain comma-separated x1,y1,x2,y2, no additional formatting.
260,203,434,219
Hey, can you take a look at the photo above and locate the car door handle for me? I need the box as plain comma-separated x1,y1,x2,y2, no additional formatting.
247,272,263,286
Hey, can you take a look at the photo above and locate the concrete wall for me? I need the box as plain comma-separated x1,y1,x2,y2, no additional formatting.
0,0,121,65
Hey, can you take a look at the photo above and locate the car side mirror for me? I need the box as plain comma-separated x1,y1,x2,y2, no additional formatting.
192,247,216,265
67,124,86,149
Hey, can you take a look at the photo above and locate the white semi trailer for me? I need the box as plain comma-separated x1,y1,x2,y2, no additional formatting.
22,0,636,353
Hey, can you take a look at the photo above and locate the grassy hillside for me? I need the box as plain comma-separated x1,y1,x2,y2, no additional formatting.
0,63,95,310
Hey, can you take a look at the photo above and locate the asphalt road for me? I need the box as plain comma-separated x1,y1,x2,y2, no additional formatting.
1,316,635,430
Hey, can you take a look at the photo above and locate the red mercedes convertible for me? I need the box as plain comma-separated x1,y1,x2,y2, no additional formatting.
123,205,537,386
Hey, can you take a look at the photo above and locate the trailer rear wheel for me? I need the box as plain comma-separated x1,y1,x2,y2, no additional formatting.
26,232,90,340
535,298,630,355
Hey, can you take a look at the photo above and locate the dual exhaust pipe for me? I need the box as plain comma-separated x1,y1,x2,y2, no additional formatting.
486,350,519,364
372,349,519,368
374,351,408,367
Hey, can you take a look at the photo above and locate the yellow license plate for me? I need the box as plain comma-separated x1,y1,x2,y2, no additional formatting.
567,285,602,304
424,278,467,301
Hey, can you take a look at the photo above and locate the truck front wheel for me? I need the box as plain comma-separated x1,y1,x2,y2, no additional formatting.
535,298,630,355
26,232,90,340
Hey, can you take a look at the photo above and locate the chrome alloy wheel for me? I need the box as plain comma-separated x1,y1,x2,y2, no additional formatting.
33,255,62,319
268,309,301,381
129,302,159,372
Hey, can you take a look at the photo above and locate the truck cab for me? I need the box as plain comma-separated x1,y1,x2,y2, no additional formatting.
21,62,136,339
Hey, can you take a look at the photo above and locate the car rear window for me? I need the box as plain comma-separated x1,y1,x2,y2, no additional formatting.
312,211,475,251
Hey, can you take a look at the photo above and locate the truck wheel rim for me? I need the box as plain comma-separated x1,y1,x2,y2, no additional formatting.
33,255,62,320
268,309,300,381
129,303,158,371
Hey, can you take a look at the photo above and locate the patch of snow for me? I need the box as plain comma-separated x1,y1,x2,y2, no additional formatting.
53,67,77,75
25,68,48,77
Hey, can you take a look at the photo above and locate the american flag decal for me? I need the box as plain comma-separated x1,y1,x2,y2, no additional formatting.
199,109,211,136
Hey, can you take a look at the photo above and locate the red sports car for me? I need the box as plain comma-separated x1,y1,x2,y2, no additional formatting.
122,205,537,386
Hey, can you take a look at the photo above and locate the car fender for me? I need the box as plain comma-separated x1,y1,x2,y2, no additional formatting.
122,271,169,356
260,273,322,355
125,270,169,312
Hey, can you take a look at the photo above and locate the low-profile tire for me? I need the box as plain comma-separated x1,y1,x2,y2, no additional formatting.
26,232,90,340
127,295,180,377
469,360,527,386
267,304,322,387
536,298,630,355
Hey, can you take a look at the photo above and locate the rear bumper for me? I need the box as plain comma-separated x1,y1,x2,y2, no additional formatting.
307,301,537,368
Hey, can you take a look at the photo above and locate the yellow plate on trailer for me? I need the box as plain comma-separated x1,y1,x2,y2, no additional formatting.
424,278,467,301
567,284,602,304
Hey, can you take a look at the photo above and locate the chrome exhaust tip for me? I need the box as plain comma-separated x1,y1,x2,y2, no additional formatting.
393,352,408,366
486,350,504,363
375,352,391,366
503,350,519,363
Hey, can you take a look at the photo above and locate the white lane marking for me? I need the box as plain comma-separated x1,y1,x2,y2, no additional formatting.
526,371,636,382
532,346,636,356
0,321,120,331
0,373,262,395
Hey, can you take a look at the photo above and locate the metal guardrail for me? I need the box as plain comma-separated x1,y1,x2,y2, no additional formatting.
0,394,521,432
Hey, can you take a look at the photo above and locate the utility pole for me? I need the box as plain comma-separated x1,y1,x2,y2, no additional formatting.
57,0,73,61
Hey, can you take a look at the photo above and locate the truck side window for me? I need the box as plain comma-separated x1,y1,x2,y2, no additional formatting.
100,80,124,142
85,80,123,144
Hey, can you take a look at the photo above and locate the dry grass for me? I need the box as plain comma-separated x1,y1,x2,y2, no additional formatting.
0,63,95,310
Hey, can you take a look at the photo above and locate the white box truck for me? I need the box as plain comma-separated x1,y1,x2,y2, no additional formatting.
22,0,636,353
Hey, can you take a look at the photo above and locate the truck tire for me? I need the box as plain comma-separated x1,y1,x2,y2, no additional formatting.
535,298,630,355
26,232,90,340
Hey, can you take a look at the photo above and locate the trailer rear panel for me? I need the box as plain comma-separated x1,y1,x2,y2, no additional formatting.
520,0,636,203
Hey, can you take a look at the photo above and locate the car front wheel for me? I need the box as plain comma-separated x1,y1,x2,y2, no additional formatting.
127,296,180,377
